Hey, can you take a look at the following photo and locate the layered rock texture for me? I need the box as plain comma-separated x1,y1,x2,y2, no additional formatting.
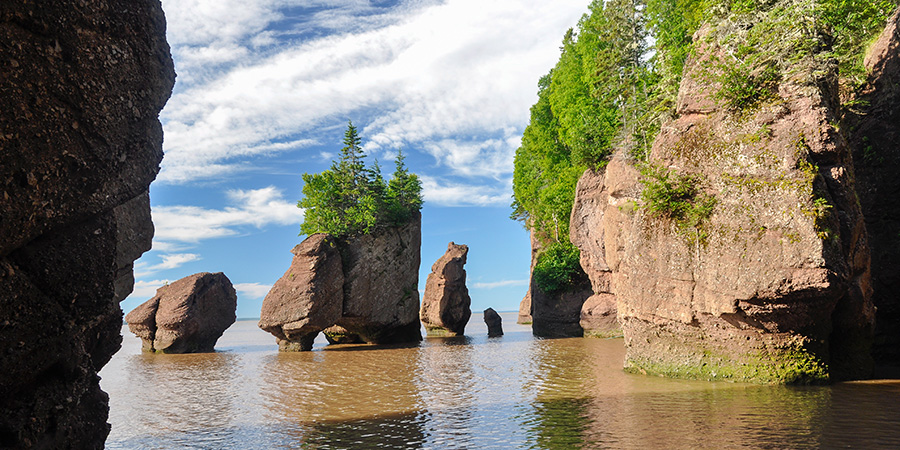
846,8,900,365
420,242,471,336
126,273,237,353
522,231,592,338
0,0,174,446
484,308,504,337
569,9,896,382
260,214,422,349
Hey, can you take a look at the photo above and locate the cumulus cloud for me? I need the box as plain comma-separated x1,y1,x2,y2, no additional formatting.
157,0,588,185
420,175,512,207
471,279,529,289
152,186,304,243
234,282,273,299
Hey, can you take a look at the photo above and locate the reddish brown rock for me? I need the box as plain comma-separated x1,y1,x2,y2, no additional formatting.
0,0,174,446
258,234,344,351
846,7,900,365
569,168,621,338
127,273,237,353
484,308,503,337
420,242,472,336
335,213,423,344
569,9,883,382
261,213,423,348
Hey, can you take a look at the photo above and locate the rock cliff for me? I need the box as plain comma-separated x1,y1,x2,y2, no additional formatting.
846,8,900,365
570,9,889,382
420,242,471,336
126,272,237,353
0,0,174,446
260,213,422,348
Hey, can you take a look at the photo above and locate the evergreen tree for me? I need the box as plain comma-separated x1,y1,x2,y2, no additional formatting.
299,123,423,238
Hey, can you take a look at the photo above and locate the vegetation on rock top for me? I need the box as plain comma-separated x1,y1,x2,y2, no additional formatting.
512,0,897,293
299,122,423,238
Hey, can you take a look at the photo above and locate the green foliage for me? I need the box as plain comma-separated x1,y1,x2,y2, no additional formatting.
818,0,899,90
639,164,717,244
299,122,423,238
715,61,781,111
533,241,585,294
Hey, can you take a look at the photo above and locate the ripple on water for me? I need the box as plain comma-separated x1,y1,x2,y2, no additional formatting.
102,317,900,449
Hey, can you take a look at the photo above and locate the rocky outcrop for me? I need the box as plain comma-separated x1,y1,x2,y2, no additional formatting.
0,0,174,446
570,11,880,382
127,273,237,353
420,242,471,336
260,213,423,349
519,230,592,337
484,308,503,337
846,8,900,365
258,234,344,351
569,169,622,338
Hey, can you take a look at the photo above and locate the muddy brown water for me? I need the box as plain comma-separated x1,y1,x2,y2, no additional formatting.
101,313,900,449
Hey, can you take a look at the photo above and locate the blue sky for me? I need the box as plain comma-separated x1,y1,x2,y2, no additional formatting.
122,0,592,318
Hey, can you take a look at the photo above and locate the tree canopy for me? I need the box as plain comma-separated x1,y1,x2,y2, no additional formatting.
299,122,423,238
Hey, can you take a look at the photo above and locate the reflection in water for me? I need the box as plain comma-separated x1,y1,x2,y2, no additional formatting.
101,316,900,449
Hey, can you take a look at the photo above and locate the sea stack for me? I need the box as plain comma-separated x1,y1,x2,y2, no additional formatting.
420,242,472,336
484,308,503,337
0,0,175,445
126,272,237,353
260,213,423,349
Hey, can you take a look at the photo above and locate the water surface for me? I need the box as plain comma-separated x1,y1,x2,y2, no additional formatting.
101,313,900,449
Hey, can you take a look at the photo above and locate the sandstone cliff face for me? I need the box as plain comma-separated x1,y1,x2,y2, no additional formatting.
569,169,621,338
127,273,237,353
571,16,879,382
0,0,174,446
846,8,900,364
420,242,472,336
260,214,423,349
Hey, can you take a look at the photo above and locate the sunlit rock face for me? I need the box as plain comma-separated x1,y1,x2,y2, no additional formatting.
846,7,900,365
0,0,174,446
127,272,238,353
261,213,423,349
420,242,472,337
570,13,888,382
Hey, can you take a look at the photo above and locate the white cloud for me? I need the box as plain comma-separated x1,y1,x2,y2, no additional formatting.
234,282,273,299
152,186,304,242
157,0,588,185
471,279,529,289
130,279,171,299
420,175,511,207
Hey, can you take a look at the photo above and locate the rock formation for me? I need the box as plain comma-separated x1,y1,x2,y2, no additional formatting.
570,169,622,338
0,0,174,446
260,213,422,349
846,8,900,365
127,273,237,353
522,231,592,338
484,308,503,337
420,242,472,336
569,9,887,382
258,234,344,351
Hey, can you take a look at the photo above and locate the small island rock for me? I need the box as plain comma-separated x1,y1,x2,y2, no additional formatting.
420,242,472,336
126,272,237,353
484,308,503,337
259,234,344,351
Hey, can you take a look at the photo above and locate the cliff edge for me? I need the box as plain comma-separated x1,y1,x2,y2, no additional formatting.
0,0,174,446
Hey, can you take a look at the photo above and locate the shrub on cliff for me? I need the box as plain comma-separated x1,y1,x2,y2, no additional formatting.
299,122,423,238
